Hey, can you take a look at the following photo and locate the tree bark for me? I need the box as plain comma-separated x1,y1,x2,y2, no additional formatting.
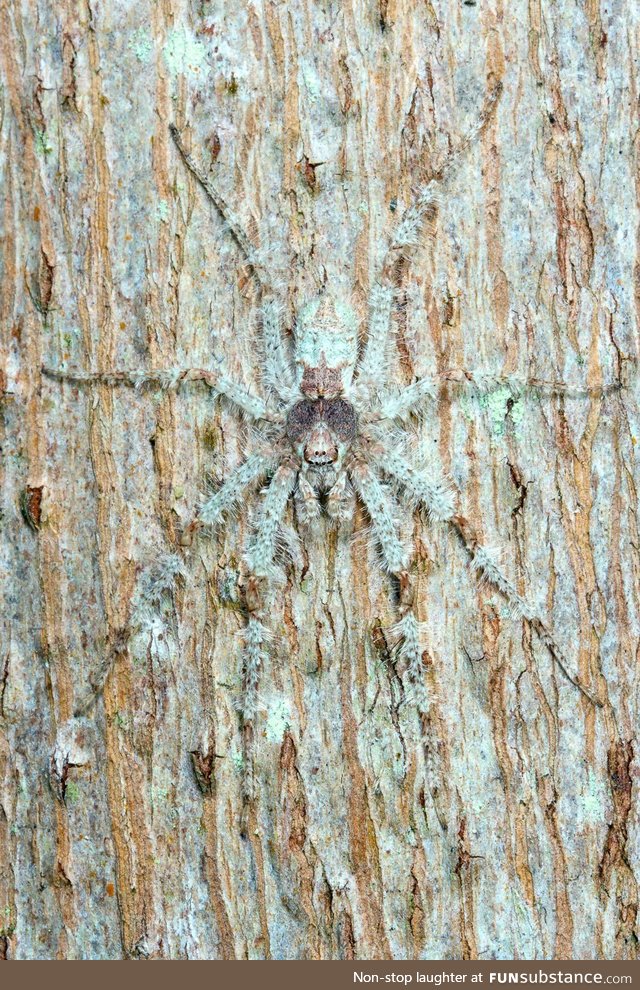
1,0,639,962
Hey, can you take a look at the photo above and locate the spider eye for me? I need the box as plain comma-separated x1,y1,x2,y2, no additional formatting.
323,399,357,442
286,400,320,442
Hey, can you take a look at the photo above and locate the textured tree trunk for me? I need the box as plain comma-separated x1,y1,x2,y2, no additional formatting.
1,0,639,962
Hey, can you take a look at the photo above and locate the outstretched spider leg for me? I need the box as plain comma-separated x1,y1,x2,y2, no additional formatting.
240,460,298,802
438,368,627,399
353,283,395,401
170,123,270,291
195,452,279,534
374,81,503,286
367,444,602,707
42,364,282,422
348,458,429,707
363,369,627,424
450,512,602,708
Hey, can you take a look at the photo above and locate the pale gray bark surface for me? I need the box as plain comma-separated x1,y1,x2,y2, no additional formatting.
1,0,639,961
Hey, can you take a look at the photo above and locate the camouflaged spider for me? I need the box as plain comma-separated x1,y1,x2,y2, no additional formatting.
45,80,605,756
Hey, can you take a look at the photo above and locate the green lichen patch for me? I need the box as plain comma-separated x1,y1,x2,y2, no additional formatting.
460,384,526,440
264,696,292,743
163,26,208,79
128,28,154,64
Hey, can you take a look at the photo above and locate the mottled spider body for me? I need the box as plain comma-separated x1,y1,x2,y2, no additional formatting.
45,81,605,795
287,396,356,469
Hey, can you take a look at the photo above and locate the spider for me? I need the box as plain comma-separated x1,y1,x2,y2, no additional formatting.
45,80,606,775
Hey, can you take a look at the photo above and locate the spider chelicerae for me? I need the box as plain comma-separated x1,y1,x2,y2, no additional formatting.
46,79,607,759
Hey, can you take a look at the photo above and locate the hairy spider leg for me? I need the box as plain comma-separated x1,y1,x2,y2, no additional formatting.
370,81,502,296
244,461,299,583
363,368,625,424
353,282,395,403
385,82,502,269
364,375,440,423
355,77,621,420
42,366,280,423
348,459,428,706
349,459,409,574
170,124,295,406
261,297,297,403
170,123,269,290
369,447,454,521
354,83,502,417
241,461,298,799
450,513,601,707
437,370,625,399
197,452,278,530
369,446,601,707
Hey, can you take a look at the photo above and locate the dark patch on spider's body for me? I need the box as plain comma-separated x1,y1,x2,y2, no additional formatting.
285,397,357,445
287,396,358,470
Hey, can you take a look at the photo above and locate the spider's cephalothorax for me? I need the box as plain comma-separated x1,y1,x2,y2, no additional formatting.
45,83,604,798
